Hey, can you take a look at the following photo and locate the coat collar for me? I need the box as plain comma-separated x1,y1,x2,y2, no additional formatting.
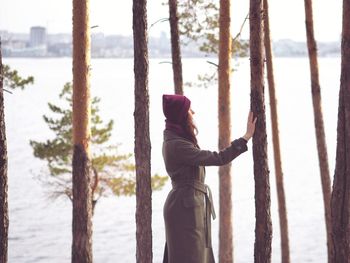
163,129,183,141
163,130,199,148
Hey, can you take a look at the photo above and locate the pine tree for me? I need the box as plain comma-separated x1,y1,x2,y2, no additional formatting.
169,0,184,95
30,83,166,213
2,65,34,90
0,41,8,263
304,1,333,261
0,44,34,263
218,0,233,261
331,0,350,261
133,0,153,262
263,0,290,262
250,0,272,262
177,0,249,88
72,0,93,261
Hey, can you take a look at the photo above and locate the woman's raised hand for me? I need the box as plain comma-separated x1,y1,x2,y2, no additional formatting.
242,111,257,141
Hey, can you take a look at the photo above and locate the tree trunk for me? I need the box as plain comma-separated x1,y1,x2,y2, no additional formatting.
304,1,333,262
72,0,93,262
169,0,183,95
250,0,272,262
0,41,9,263
133,0,153,262
331,0,350,262
218,0,233,262
263,1,290,262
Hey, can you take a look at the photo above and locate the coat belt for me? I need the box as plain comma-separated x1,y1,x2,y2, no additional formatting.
171,179,216,247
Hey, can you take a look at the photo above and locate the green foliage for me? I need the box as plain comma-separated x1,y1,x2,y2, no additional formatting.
30,82,167,202
106,173,168,197
176,0,249,88
178,0,220,54
3,64,34,90
178,0,249,57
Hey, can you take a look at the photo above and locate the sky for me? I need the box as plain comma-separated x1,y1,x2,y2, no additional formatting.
0,0,343,42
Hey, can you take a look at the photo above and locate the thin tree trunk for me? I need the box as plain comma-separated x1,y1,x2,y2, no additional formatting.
218,0,233,262
331,0,350,262
0,41,9,263
72,0,93,262
133,0,152,262
304,1,333,262
263,0,290,262
250,0,272,262
169,0,183,95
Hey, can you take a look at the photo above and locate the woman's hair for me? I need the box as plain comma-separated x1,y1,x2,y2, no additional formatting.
184,112,198,146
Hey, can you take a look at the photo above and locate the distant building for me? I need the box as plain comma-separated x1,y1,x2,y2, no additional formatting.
47,33,71,45
48,42,72,57
30,26,47,47
0,30,10,41
0,28,340,58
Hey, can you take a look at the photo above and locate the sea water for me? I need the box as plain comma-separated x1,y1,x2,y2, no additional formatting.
4,56,340,262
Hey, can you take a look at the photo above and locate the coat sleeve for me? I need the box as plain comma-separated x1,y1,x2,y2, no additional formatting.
174,138,248,166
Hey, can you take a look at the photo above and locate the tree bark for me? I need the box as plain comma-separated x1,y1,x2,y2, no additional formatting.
250,0,272,262
0,41,9,263
133,0,153,262
72,0,93,262
304,1,333,262
262,1,290,262
331,0,350,262
169,0,184,95
218,0,233,262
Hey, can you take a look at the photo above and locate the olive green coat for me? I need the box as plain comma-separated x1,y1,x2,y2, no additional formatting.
162,130,248,263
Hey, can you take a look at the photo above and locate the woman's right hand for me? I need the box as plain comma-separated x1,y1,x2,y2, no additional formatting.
243,111,257,141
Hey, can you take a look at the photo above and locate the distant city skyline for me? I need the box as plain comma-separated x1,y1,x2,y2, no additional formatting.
1,25,340,58
0,0,343,41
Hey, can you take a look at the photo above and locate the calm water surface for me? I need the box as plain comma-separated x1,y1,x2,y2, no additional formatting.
4,57,340,262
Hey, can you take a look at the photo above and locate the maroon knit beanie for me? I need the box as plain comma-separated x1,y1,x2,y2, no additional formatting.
162,94,191,124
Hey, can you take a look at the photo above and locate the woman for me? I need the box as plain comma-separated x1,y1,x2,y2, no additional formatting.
162,94,257,263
